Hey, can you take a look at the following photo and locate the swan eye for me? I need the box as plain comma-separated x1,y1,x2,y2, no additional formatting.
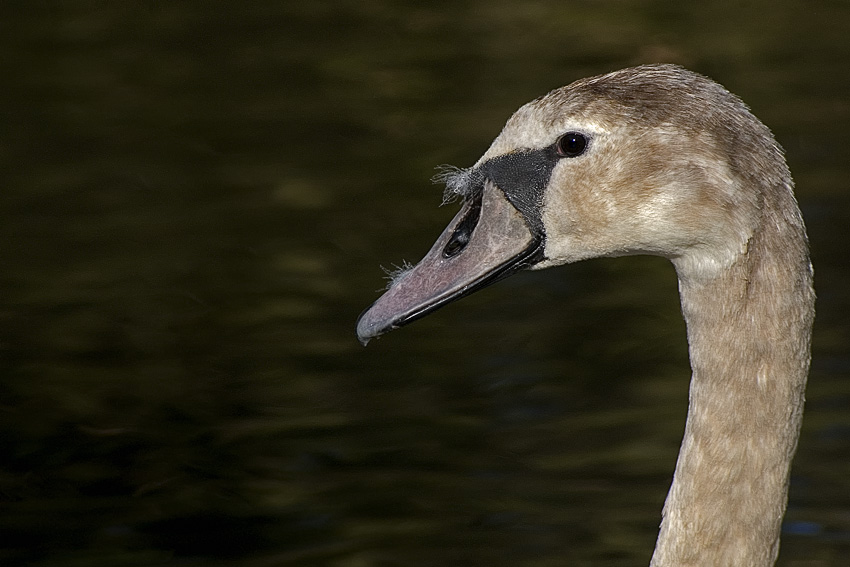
556,132,588,157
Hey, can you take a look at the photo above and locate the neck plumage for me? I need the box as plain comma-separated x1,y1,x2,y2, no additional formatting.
652,193,815,566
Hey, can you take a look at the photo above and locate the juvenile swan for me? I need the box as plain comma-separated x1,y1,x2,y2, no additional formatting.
356,64,814,566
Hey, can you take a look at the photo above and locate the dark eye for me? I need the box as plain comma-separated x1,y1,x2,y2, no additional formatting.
556,132,588,157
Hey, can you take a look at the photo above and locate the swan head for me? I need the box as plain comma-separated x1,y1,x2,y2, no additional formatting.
357,64,792,344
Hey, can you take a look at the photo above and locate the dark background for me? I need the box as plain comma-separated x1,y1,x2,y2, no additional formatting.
2,2,848,565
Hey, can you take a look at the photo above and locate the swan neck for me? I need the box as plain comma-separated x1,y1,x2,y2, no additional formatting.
652,213,814,566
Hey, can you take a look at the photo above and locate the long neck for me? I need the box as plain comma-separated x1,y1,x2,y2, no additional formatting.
652,198,815,566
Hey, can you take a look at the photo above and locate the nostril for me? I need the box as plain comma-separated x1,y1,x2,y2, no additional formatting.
443,230,470,258
443,190,483,258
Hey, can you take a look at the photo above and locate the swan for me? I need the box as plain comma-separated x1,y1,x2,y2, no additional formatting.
356,64,814,566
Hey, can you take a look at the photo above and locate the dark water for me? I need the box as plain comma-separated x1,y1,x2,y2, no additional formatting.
2,2,849,566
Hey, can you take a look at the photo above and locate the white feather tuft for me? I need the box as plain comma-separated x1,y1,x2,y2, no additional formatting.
432,164,480,205
380,260,414,290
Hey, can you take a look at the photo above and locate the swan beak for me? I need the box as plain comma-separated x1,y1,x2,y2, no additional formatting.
356,181,544,345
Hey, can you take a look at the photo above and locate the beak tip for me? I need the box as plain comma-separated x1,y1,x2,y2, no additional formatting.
356,321,373,347
356,323,374,346
356,306,386,346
